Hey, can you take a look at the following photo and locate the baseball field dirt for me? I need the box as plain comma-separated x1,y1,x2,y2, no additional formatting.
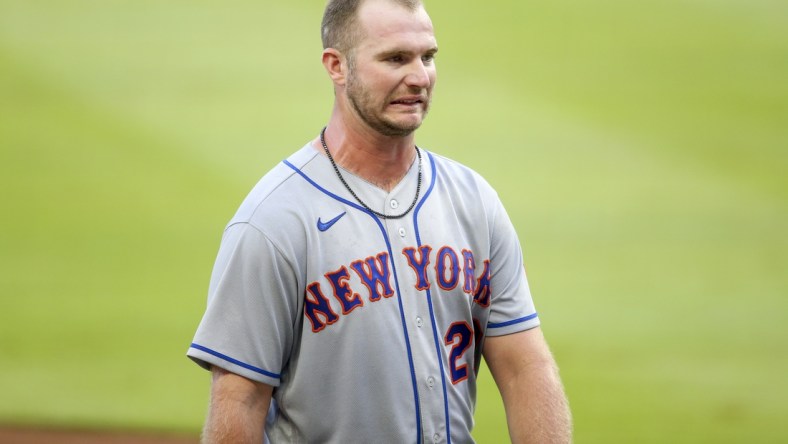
0,426,199,444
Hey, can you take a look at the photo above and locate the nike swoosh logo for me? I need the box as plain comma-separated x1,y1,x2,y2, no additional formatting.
317,212,347,232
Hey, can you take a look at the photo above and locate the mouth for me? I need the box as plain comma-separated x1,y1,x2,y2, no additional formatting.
390,96,426,107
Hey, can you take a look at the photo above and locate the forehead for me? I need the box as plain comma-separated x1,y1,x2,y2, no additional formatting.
355,0,437,54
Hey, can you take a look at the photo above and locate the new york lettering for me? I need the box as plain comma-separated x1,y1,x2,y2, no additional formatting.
304,246,491,332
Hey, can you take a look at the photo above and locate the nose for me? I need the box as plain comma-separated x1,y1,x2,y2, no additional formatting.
404,59,433,89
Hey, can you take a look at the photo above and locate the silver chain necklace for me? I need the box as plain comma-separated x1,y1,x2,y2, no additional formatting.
320,127,422,219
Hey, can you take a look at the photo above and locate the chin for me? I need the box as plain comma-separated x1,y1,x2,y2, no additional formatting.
390,120,424,136
364,112,427,137
391,115,426,132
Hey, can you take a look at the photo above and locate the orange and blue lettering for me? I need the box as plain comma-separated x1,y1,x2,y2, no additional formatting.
403,245,433,291
325,266,364,315
304,281,340,332
472,259,492,307
351,252,394,302
462,249,476,294
444,321,473,384
436,246,460,291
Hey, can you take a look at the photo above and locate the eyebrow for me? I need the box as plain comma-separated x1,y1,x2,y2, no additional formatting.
377,47,439,59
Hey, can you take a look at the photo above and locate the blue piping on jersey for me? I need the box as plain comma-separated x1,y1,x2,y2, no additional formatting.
411,152,454,444
190,343,281,379
283,159,424,444
487,312,539,329
284,160,370,214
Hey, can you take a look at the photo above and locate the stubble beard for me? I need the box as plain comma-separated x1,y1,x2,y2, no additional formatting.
346,67,430,138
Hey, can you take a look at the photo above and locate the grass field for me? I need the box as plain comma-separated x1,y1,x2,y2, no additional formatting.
1,0,786,442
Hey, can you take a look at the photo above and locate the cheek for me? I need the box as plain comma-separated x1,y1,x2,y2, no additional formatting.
426,68,437,89
357,70,391,94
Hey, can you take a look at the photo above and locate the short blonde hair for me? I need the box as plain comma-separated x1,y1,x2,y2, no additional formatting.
321,0,422,53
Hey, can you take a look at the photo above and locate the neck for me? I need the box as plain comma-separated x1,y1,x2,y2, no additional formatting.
314,113,417,191
320,126,424,220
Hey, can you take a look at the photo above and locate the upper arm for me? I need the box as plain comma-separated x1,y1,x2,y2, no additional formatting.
204,366,274,443
483,327,556,385
482,327,571,443
211,365,274,402
210,365,273,413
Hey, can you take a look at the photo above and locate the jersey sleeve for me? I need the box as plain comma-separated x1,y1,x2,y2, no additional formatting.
485,195,540,336
187,222,299,386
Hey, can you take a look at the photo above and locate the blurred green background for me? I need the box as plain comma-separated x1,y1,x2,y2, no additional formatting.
1,0,786,442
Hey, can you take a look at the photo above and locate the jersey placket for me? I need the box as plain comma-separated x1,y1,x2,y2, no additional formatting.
383,188,449,443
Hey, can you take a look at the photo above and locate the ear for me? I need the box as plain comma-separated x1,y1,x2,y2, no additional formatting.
322,48,348,87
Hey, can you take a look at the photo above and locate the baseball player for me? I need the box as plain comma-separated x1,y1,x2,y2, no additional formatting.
187,0,572,443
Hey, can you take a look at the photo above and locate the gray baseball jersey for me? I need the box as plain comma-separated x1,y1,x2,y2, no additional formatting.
187,142,540,443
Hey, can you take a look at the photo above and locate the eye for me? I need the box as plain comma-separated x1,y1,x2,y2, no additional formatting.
388,54,405,63
422,53,435,64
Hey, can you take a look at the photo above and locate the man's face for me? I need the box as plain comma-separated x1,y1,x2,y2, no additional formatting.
344,0,438,137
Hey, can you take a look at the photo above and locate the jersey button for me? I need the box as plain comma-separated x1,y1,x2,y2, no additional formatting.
427,376,435,388
416,316,423,327
398,227,406,237
390,199,399,209
433,433,441,443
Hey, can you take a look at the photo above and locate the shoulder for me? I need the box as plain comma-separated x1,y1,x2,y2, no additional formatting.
228,144,322,228
425,149,500,202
